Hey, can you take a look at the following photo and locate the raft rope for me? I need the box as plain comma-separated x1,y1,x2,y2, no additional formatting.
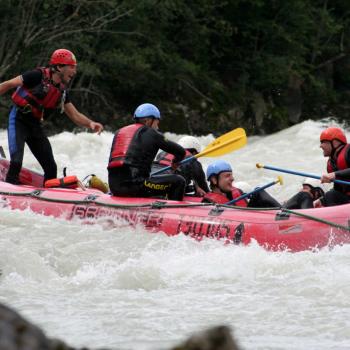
280,208,350,232
0,188,279,210
221,204,350,232
0,189,213,209
1,188,349,232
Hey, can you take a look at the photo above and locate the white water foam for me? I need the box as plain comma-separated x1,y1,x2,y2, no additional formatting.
1,120,350,349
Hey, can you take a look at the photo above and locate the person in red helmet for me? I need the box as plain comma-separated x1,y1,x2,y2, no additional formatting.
0,49,103,185
315,126,350,206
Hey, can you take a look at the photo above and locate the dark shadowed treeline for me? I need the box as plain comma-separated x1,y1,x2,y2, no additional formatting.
0,0,349,135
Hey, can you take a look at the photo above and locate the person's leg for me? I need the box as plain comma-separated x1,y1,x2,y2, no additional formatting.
321,189,350,207
142,174,186,200
283,191,314,209
109,168,185,200
6,107,26,184
27,127,57,183
108,167,143,196
248,189,281,208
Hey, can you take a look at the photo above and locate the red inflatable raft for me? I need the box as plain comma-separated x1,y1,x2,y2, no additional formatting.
1,157,349,252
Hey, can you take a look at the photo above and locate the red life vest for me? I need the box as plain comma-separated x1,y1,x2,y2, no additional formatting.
108,123,144,169
327,144,350,172
231,187,248,207
12,67,65,120
203,187,248,207
156,150,192,166
326,144,350,194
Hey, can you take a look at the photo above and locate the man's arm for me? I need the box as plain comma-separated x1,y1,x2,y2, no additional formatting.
0,76,22,95
157,134,185,163
64,102,103,134
335,168,350,179
193,161,209,192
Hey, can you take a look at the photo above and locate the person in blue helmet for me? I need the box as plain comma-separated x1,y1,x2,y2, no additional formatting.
107,103,186,200
202,160,280,207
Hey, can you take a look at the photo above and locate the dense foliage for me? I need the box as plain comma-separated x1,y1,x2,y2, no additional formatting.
0,0,349,135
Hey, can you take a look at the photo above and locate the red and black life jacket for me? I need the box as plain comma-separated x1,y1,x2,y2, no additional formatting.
327,144,350,173
12,67,65,120
327,144,350,193
203,187,248,207
155,150,192,166
108,123,144,169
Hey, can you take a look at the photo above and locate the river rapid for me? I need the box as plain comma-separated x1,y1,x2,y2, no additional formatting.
0,120,350,350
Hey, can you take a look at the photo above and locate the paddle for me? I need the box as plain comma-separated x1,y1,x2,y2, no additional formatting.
151,128,247,176
256,163,350,186
226,176,283,205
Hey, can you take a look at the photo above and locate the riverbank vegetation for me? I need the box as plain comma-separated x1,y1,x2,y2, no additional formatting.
0,0,349,135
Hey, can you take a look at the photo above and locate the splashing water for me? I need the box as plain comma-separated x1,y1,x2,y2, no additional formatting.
1,120,350,350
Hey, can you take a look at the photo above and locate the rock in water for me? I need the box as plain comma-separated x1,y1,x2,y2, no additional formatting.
172,325,240,350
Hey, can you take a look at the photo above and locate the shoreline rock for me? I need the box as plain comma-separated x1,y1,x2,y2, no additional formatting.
0,303,240,350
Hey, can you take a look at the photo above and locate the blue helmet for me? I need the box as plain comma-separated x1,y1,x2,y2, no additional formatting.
206,160,232,181
134,103,161,119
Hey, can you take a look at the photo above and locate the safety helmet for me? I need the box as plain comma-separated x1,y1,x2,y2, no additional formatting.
302,177,326,193
320,127,347,144
134,103,161,119
178,136,201,153
234,181,253,194
206,160,232,181
49,49,77,66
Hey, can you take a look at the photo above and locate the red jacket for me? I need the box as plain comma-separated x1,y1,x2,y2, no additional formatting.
203,187,248,207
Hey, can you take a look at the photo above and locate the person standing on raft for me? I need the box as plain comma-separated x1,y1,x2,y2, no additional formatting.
0,48,103,185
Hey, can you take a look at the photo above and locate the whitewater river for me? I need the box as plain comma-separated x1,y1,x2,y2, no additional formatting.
1,120,350,350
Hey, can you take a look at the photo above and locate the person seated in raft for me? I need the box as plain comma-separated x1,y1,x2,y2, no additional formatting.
152,136,209,197
314,127,350,207
202,160,280,207
107,103,186,200
283,178,326,209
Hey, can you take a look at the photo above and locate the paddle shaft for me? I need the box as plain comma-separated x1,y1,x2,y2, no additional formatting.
260,164,350,186
151,155,196,176
226,180,278,205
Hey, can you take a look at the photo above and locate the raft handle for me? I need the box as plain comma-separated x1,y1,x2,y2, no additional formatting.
31,189,43,197
275,211,291,221
208,206,224,216
151,201,167,209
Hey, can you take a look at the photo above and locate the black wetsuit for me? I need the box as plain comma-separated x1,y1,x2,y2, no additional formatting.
283,192,314,209
322,167,350,206
108,125,186,200
6,69,70,184
152,151,209,194
247,190,281,208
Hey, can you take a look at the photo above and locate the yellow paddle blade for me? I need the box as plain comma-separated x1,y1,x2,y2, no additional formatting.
195,128,247,158
277,176,283,186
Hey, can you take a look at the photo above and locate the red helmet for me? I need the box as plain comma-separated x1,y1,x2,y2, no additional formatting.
320,127,347,144
49,49,77,66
